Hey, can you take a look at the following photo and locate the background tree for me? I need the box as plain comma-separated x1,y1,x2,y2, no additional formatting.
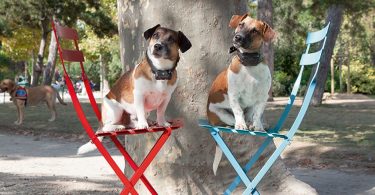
0,27,40,82
0,0,117,86
308,0,375,105
117,0,316,194
309,4,344,105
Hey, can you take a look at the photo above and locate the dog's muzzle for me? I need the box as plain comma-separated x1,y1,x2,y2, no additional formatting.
233,33,250,49
152,43,169,57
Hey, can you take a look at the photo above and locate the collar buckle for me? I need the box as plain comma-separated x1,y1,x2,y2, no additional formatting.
152,69,173,80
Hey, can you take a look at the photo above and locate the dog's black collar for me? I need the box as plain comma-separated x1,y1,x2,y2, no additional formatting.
229,46,263,66
146,51,178,80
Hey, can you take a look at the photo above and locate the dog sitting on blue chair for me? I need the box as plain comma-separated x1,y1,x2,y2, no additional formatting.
206,14,275,174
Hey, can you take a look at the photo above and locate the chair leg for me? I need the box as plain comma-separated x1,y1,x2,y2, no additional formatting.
225,137,273,194
122,127,172,194
110,136,158,195
210,129,259,194
250,139,290,188
91,136,138,195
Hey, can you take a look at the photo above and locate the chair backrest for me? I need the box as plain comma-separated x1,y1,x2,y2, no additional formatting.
51,20,101,121
53,22,85,64
270,23,330,134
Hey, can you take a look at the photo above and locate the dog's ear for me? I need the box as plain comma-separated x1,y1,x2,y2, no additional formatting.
143,24,161,40
178,31,192,53
262,22,275,42
229,14,248,28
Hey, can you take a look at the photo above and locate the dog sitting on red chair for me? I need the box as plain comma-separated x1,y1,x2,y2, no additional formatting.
77,24,191,155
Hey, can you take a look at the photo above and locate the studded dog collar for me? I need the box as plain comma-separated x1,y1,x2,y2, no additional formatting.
229,46,263,66
146,51,179,80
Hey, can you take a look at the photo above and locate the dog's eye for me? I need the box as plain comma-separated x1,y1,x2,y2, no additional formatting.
239,23,244,28
251,28,258,34
153,32,159,39
167,36,174,43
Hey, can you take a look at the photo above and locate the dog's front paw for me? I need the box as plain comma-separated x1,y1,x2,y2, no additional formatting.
102,124,125,132
158,121,171,127
136,121,149,129
14,121,21,125
235,122,247,130
253,121,264,131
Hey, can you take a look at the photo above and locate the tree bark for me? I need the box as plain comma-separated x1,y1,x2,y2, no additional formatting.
339,61,343,92
346,43,351,94
257,0,275,101
99,54,109,98
310,4,344,106
43,27,58,85
117,0,142,73
117,0,316,194
330,56,335,96
32,18,49,87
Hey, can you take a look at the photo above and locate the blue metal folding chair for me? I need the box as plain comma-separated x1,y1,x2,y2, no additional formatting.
199,23,330,194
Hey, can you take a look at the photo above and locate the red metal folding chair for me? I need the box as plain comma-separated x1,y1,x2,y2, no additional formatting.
51,20,182,195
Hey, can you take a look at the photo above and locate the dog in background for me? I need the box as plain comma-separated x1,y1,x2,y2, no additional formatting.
77,24,191,155
0,79,67,125
206,14,275,174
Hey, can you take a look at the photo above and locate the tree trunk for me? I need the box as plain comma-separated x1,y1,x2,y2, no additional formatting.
117,0,142,73
99,54,109,98
257,0,275,101
32,18,49,87
117,0,316,194
346,64,351,93
339,61,343,92
43,28,58,85
310,4,344,106
330,56,335,96
346,43,351,94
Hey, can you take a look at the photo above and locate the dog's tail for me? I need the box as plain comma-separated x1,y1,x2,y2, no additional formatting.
55,89,67,105
77,136,103,155
213,144,223,175
76,123,126,155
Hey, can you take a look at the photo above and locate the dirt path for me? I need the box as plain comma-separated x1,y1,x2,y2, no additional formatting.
1,132,374,195
0,133,123,194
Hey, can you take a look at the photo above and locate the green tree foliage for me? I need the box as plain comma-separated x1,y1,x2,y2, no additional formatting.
272,0,375,96
0,0,117,85
0,52,13,80
346,62,375,94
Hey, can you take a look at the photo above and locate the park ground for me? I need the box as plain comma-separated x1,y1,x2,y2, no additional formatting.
0,93,374,194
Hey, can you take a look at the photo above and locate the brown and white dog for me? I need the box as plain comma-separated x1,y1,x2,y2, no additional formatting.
206,14,275,174
0,79,67,125
77,24,191,154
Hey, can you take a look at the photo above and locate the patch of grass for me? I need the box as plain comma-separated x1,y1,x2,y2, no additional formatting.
265,99,375,150
0,102,99,136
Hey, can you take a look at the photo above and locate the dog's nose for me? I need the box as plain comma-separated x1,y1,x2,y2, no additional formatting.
154,43,163,51
234,34,243,42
